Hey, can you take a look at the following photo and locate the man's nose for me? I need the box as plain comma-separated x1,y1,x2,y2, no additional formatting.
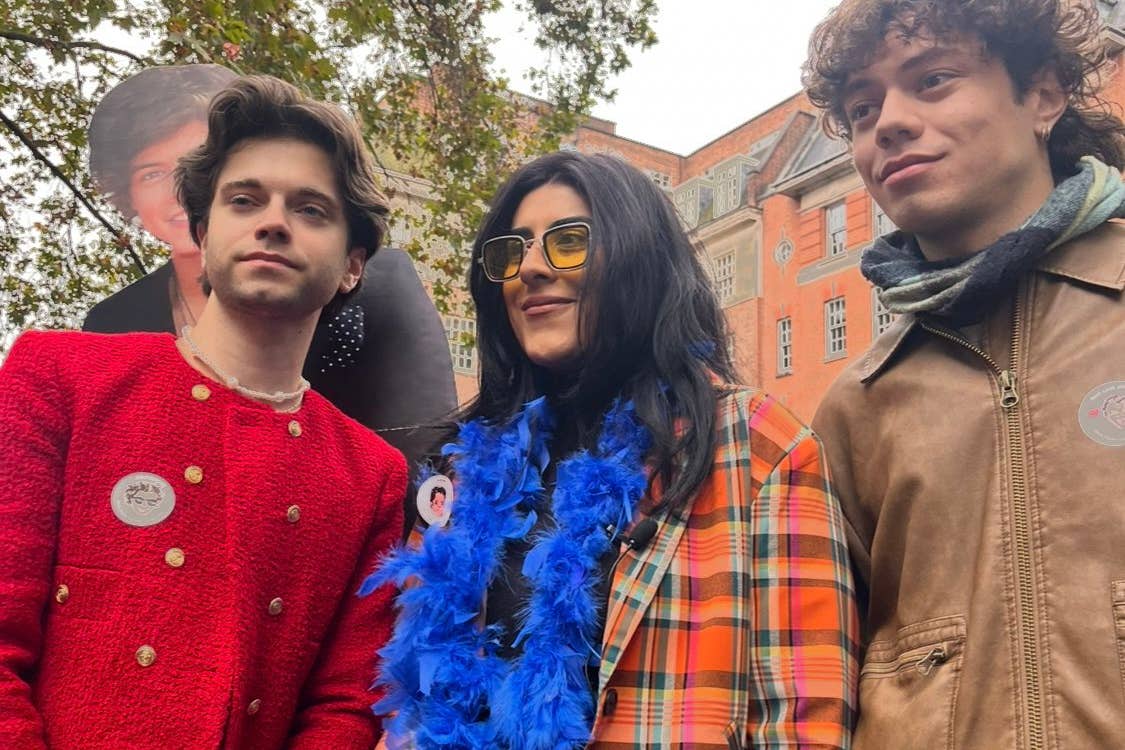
875,88,923,148
255,199,291,244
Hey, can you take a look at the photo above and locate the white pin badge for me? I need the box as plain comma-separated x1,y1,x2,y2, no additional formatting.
417,474,453,527
111,472,176,527
1078,381,1125,447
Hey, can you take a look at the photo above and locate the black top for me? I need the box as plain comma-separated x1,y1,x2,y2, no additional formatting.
82,249,458,475
483,429,617,692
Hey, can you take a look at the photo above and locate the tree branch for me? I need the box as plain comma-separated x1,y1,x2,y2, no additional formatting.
0,30,150,64
0,110,147,275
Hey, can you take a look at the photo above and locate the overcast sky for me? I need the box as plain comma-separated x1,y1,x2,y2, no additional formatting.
486,1,840,155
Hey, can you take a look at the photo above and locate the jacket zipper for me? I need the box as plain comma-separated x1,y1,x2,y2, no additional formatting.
860,645,950,677
918,294,1043,750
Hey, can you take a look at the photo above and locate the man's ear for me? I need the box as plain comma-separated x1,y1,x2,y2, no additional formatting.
339,247,365,293
1029,66,1067,135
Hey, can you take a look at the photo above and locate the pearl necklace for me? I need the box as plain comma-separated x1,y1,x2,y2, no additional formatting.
180,326,310,406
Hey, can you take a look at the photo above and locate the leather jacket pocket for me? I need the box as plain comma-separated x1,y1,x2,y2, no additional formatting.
1111,581,1125,691
854,615,966,750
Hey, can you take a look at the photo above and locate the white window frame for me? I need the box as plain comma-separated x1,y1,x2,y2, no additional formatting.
825,296,847,359
673,181,700,227
777,317,792,376
826,201,847,256
872,287,895,338
873,202,896,237
713,252,735,304
443,315,477,374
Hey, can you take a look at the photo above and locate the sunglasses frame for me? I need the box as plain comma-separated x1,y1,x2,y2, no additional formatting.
477,220,592,282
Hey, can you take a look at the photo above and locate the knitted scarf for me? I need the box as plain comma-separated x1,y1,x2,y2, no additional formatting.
862,156,1125,325
362,397,652,750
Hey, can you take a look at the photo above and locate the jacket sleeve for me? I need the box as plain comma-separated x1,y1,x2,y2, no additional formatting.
811,392,873,626
286,451,408,750
746,431,860,749
0,333,68,749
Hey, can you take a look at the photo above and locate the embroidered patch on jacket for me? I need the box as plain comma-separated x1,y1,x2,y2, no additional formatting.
1078,381,1125,447
111,472,176,526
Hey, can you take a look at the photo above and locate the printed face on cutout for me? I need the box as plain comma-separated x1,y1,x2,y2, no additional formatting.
129,119,208,259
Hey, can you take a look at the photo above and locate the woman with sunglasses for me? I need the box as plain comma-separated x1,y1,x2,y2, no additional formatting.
367,152,858,749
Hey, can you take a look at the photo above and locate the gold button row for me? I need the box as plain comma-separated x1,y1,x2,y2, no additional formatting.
165,547,185,568
184,465,203,485
247,698,262,715
192,384,303,441
268,597,284,616
55,584,70,604
287,505,301,523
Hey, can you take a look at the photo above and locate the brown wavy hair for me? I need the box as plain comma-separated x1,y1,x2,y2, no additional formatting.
177,75,388,261
802,0,1125,178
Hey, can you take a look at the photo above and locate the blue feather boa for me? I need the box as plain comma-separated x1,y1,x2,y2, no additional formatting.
361,397,651,749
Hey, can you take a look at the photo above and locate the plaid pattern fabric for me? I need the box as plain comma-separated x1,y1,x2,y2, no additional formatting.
591,387,858,749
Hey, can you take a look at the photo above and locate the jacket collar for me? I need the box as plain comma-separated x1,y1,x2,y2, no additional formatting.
856,221,1125,383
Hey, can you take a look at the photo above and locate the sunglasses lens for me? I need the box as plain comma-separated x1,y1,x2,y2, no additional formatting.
481,237,524,281
544,224,589,270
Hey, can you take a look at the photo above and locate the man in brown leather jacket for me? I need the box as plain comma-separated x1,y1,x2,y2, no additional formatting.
804,1,1125,747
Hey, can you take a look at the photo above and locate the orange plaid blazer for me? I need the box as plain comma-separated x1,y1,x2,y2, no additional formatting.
589,387,858,749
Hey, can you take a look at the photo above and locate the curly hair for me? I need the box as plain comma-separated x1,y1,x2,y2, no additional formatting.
802,0,1125,177
88,64,236,217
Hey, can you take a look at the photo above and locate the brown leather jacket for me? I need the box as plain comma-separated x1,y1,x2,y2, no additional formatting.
813,222,1125,750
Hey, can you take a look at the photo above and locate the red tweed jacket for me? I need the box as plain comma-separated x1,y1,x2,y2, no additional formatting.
0,331,406,749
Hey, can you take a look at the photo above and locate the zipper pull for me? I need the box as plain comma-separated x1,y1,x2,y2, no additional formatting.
915,646,948,676
999,370,1020,409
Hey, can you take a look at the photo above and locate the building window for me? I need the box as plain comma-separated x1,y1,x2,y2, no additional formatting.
443,316,477,373
647,170,671,189
713,159,752,217
713,252,735,304
673,182,700,227
873,202,896,237
872,288,895,337
777,317,792,375
825,296,847,359
826,201,847,256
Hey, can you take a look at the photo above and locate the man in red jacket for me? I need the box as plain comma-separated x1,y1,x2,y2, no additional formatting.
0,75,407,748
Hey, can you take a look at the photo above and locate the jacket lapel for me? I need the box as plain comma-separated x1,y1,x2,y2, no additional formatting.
597,501,693,694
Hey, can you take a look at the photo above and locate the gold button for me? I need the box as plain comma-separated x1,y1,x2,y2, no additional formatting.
268,597,283,616
55,584,70,604
286,505,301,523
135,645,156,667
247,698,262,715
165,548,185,568
184,465,203,484
287,420,302,437
191,384,211,401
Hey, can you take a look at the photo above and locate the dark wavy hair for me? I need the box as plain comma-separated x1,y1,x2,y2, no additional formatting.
461,151,737,517
803,0,1125,178
176,75,389,304
88,64,236,217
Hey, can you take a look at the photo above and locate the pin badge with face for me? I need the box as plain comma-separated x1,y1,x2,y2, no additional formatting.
417,474,454,527
111,472,176,527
